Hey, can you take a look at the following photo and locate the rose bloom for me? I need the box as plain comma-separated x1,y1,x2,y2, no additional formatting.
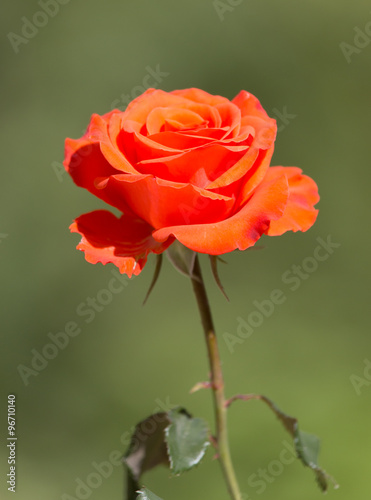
64,88,319,277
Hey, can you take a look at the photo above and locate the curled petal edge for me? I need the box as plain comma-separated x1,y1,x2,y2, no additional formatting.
152,174,290,255
264,167,320,236
70,210,174,277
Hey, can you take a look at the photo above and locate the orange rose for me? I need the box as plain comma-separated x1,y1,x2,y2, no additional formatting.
64,88,319,277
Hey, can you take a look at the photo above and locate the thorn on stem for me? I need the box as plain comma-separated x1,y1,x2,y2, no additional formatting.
189,381,212,394
209,255,229,301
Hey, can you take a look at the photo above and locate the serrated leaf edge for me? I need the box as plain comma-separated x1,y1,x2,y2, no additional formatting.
164,409,210,476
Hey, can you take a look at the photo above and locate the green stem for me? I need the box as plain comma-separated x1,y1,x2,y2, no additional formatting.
190,256,242,500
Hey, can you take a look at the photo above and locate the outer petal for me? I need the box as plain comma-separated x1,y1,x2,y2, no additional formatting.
70,210,173,277
64,141,134,214
232,90,272,122
265,167,320,235
171,88,230,107
232,91,277,149
97,174,235,229
152,174,289,255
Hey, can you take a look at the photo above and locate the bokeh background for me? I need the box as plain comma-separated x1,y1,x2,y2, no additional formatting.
1,0,370,499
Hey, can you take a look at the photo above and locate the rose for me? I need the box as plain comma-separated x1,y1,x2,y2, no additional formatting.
64,88,319,277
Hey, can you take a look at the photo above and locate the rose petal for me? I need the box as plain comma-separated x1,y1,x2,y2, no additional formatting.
64,89,319,271
234,146,275,205
64,141,134,214
206,122,276,190
123,89,201,126
152,174,289,255
70,210,173,277
97,174,235,228
180,127,228,140
264,167,320,235
136,143,248,186
172,88,230,107
120,130,182,165
240,116,277,150
133,126,252,165
205,146,260,189
88,113,139,174
129,88,227,128
146,107,207,135
233,91,277,149
144,131,217,151
214,102,241,138
232,90,272,121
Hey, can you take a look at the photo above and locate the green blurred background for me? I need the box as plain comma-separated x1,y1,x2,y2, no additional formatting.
1,0,370,499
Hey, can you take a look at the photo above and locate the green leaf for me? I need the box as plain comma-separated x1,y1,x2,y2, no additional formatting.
294,429,328,490
226,394,337,492
123,413,170,500
165,408,209,475
166,241,197,278
123,407,210,498
258,396,336,491
136,488,164,500
295,429,320,466
258,397,333,490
